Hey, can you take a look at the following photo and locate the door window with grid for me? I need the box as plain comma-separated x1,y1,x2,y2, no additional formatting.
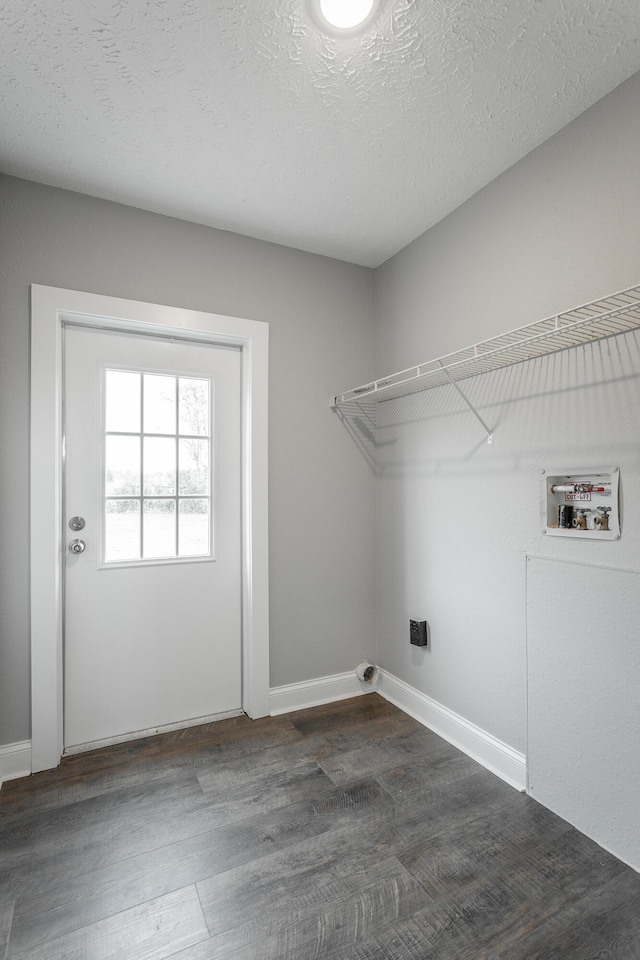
103,369,212,563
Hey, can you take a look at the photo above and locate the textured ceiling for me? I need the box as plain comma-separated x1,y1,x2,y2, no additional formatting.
1,0,640,266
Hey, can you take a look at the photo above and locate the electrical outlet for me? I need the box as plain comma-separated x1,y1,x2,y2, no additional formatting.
410,620,428,647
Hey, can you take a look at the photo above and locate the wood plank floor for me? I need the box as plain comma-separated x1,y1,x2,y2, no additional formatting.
1,694,639,959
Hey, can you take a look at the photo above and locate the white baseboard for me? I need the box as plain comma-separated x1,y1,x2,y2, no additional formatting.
377,669,527,792
2,678,525,793
0,740,32,787
270,670,374,716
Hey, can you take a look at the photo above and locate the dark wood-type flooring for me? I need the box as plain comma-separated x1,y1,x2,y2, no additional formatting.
1,694,639,959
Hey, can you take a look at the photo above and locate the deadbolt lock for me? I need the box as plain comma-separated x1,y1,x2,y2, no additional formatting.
69,516,85,531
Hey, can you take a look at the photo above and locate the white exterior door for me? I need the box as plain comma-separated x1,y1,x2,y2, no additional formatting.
63,324,242,750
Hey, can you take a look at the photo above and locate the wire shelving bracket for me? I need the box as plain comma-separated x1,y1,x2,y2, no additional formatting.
437,360,493,444
330,283,640,443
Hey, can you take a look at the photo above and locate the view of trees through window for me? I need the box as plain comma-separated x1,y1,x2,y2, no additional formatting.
104,370,212,561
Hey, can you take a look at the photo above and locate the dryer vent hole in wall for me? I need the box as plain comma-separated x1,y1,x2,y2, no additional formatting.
410,620,429,647
356,661,378,684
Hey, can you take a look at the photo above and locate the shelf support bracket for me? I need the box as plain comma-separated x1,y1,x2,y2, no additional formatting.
437,362,493,444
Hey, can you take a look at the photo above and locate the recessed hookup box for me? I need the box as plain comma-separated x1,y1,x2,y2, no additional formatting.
541,467,620,540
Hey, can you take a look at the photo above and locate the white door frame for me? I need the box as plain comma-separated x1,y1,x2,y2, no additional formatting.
30,285,270,773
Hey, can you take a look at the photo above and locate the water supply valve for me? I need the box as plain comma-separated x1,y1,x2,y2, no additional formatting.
594,506,612,531
571,508,590,530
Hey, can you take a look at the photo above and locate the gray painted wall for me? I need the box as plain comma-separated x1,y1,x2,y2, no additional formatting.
0,175,376,745
374,71,640,867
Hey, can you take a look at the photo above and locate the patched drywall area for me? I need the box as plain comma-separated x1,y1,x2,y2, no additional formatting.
527,558,640,870
372,71,640,868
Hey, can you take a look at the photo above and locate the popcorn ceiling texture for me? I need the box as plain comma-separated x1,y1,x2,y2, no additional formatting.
1,0,640,265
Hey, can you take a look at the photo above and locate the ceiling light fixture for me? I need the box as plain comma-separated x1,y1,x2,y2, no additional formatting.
312,0,380,35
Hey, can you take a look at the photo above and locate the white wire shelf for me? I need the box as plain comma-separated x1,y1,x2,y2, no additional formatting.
331,283,640,409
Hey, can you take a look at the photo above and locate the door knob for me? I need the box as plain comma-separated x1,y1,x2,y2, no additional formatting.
69,539,86,555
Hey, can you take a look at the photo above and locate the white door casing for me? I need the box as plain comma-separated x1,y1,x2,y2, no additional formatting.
30,285,269,772
64,326,242,750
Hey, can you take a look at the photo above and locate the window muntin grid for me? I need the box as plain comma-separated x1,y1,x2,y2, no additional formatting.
103,369,212,564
